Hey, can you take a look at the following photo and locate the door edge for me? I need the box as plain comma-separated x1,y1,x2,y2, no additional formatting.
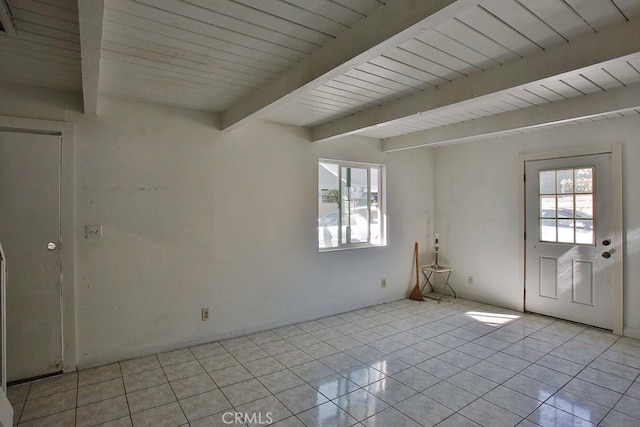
611,144,623,336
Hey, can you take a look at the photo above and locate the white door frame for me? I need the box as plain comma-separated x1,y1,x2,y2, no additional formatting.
0,115,76,373
519,144,623,335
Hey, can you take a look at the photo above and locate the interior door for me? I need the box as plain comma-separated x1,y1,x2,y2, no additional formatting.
0,130,62,382
525,153,614,330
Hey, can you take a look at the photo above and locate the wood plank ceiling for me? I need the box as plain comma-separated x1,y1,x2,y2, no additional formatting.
100,0,383,112
0,0,80,91
0,0,639,149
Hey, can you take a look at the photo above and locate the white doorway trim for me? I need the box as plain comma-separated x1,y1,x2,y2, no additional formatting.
0,115,76,372
519,144,623,335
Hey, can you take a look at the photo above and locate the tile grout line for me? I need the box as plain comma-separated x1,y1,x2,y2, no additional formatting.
120,356,139,427
15,381,31,425
74,371,79,426
171,348,196,425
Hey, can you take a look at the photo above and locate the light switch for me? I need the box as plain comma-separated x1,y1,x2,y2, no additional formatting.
85,225,103,240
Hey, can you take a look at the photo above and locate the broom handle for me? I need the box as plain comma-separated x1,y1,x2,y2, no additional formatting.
414,242,419,287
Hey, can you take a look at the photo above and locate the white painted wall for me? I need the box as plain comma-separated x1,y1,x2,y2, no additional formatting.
4,80,639,372
71,97,434,367
433,115,640,336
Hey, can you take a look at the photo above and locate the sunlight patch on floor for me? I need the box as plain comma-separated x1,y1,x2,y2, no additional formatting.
465,311,521,326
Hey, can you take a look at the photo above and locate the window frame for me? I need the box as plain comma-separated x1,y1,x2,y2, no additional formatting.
538,166,596,246
318,158,386,252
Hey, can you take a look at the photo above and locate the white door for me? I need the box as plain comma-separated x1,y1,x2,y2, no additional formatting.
0,131,63,382
525,153,614,330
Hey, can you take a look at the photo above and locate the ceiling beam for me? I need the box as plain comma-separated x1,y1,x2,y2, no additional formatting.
0,0,17,37
78,0,105,115
382,83,640,152
220,0,479,131
312,19,640,142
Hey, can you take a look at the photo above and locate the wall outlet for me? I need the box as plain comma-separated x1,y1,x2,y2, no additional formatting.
468,276,474,285
381,278,386,288
85,225,102,240
201,308,210,321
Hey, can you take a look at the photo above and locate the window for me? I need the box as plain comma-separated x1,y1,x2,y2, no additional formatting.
539,167,594,244
318,159,386,251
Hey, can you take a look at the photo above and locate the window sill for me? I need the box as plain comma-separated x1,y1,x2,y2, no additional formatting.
319,243,387,253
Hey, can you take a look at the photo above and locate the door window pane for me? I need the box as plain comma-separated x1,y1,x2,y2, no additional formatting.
558,219,575,243
539,171,556,194
557,169,574,193
575,168,593,193
576,220,593,244
557,195,574,217
540,196,556,217
575,194,593,218
541,219,556,241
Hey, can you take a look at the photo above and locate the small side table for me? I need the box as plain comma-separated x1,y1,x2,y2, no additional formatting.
420,265,456,303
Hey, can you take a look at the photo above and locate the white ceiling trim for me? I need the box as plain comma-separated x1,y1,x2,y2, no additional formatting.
382,83,640,152
78,0,105,115
220,0,480,131
312,19,640,143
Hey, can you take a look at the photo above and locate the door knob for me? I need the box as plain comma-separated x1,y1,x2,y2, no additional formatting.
47,242,57,250
602,239,612,246
602,251,611,259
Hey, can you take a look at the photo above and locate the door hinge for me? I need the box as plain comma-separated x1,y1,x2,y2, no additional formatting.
523,174,526,182
524,231,526,240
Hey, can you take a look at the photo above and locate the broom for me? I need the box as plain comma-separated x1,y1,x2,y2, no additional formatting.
409,241,424,301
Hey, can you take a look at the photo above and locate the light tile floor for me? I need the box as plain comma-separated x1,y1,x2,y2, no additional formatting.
8,297,640,426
